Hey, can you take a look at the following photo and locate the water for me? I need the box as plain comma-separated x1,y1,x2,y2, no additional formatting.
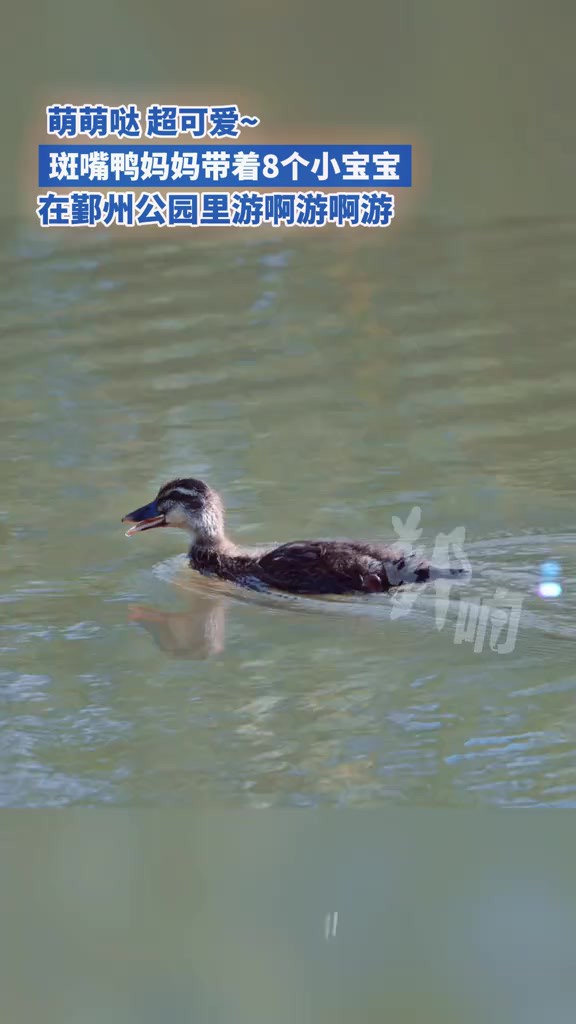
1,218,576,807
5,811,576,1024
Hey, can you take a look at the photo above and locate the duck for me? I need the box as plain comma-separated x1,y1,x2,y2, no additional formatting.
122,477,467,596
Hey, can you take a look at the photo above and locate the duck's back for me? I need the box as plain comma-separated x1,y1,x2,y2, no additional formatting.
190,537,452,595
254,539,430,594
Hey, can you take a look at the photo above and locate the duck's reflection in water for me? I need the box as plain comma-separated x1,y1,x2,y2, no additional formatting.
129,592,227,658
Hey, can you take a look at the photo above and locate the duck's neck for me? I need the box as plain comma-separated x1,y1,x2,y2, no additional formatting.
190,519,237,555
188,498,240,555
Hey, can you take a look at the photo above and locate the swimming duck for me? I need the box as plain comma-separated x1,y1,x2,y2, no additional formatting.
122,477,466,596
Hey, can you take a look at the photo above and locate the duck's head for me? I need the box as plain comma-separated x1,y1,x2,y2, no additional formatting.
122,478,224,544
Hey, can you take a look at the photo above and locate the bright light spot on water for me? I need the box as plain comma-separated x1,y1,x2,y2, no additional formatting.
538,581,562,598
540,560,561,578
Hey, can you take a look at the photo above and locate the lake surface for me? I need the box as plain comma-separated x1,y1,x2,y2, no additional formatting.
1,217,576,807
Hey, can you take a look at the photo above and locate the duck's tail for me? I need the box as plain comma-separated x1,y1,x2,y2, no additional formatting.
415,562,471,583
385,552,471,587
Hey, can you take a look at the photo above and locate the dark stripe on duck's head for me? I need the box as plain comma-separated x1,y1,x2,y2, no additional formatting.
157,478,211,506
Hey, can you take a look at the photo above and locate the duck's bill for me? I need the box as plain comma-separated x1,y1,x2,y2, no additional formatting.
124,515,165,537
122,501,165,537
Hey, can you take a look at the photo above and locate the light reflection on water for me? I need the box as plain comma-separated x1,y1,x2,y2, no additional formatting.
1,219,576,807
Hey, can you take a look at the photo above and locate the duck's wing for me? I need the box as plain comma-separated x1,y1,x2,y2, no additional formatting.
256,539,398,594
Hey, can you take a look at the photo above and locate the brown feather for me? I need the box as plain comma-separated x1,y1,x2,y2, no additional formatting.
189,539,434,595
